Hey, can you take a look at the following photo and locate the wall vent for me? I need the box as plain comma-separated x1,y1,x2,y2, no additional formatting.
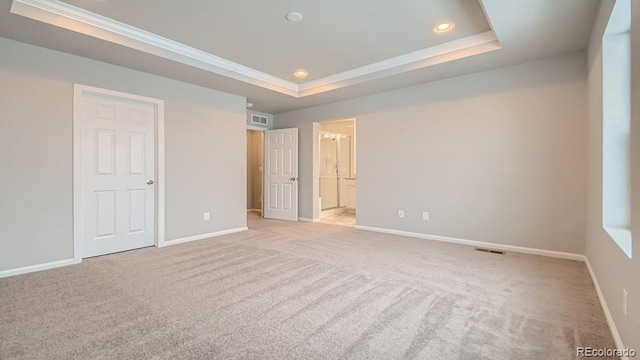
474,248,505,255
250,114,268,125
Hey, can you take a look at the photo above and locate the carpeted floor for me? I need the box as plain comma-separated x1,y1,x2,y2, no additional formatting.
0,214,614,359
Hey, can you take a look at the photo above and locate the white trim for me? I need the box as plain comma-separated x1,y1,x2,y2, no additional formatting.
353,224,627,350
156,100,166,247
354,225,585,261
11,0,501,98
160,227,248,247
297,32,501,97
10,0,298,97
246,125,268,131
584,258,627,358
478,0,499,39
247,209,262,213
298,217,320,223
0,258,79,278
603,226,633,258
73,84,82,262
73,84,166,258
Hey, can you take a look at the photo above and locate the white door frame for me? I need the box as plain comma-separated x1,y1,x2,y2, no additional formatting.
314,118,357,221
246,125,266,216
73,84,166,262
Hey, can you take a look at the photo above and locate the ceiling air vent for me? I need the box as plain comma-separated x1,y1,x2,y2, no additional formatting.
251,114,268,125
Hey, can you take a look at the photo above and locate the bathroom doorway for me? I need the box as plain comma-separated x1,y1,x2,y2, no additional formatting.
318,118,356,227
246,129,264,218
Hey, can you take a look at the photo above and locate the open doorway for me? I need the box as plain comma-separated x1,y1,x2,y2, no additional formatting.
247,129,264,221
318,118,356,227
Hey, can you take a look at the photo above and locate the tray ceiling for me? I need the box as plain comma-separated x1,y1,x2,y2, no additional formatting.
0,0,598,113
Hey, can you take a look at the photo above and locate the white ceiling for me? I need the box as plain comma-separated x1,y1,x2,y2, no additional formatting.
0,0,599,114
58,0,492,82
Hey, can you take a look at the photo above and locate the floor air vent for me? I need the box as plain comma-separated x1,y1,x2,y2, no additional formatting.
474,248,505,255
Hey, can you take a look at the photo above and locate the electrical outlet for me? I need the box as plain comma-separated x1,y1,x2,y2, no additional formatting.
623,289,628,316
398,210,405,218
203,212,210,221
422,212,430,221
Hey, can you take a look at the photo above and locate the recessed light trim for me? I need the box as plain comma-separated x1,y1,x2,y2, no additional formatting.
294,69,308,78
10,0,501,98
434,21,455,33
286,11,303,22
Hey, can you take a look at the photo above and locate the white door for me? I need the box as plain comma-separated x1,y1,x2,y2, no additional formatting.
263,128,298,221
78,89,157,257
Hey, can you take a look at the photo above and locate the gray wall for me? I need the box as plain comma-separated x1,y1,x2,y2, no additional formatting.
0,38,247,271
275,52,588,254
586,0,639,350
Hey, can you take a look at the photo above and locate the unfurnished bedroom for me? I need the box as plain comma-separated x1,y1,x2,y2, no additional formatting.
0,0,638,359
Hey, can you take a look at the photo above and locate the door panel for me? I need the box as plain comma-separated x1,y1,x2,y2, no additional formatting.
95,190,116,238
129,133,145,174
282,183,292,211
80,92,156,258
128,189,146,233
283,148,293,175
268,148,278,174
268,182,278,210
96,130,115,174
263,128,298,221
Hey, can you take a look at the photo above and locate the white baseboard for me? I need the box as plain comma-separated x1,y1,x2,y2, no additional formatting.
355,224,628,356
584,257,627,358
354,225,585,261
298,217,320,223
0,258,80,278
247,209,262,213
0,227,247,277
162,227,248,247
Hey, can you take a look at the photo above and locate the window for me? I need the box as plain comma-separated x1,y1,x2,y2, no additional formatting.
602,0,632,258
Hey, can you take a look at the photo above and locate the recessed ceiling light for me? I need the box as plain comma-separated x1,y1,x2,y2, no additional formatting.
294,69,308,79
286,11,303,22
434,21,454,33
246,102,254,109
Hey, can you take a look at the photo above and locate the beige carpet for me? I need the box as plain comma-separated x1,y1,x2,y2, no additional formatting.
0,214,614,359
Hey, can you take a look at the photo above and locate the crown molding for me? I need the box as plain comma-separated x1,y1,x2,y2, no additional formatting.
10,0,300,96
298,31,500,97
10,0,501,98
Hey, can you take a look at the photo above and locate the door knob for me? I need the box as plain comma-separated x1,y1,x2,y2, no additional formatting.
290,177,297,181
146,179,155,185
